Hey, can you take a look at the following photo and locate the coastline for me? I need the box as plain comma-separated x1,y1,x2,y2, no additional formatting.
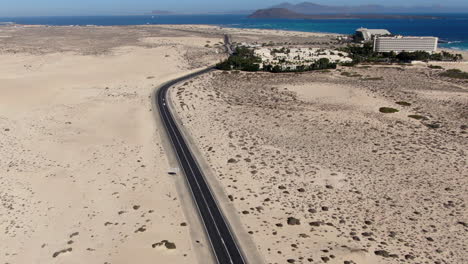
1,13,467,51
2,22,468,51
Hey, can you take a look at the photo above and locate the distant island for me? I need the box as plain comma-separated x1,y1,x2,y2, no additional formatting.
268,2,465,14
248,8,441,20
146,2,467,17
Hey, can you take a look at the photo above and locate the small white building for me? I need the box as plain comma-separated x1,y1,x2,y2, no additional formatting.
373,36,438,53
355,28,391,42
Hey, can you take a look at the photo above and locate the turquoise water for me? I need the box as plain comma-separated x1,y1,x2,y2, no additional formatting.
1,14,467,50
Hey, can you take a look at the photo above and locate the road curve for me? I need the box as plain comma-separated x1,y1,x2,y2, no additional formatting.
155,67,247,264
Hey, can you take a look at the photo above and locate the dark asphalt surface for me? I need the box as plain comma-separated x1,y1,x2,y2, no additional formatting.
224,34,234,55
156,67,247,264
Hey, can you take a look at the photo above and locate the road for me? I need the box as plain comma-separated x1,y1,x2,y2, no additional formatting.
224,34,234,55
156,67,247,264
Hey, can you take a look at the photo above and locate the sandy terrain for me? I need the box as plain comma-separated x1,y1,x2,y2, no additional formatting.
2,23,467,264
0,25,224,264
157,25,342,49
171,64,467,264
159,24,338,37
426,49,468,72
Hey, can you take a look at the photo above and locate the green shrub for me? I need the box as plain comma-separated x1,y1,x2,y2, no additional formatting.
216,60,232,71
340,44,463,66
396,101,412,106
340,61,358,67
440,69,468,79
215,46,262,72
408,115,428,120
379,107,399,113
396,51,430,62
341,72,361,77
362,77,384,81
428,65,443,69
310,58,336,71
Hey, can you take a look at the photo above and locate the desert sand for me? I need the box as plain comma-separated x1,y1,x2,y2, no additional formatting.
2,23,467,264
0,25,225,264
171,64,467,264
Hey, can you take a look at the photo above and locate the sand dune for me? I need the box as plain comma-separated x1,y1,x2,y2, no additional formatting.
0,25,224,264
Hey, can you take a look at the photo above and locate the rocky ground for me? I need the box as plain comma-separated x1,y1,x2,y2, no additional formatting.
171,64,467,264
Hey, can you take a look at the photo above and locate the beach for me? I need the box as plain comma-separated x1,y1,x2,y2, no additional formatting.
2,14,468,51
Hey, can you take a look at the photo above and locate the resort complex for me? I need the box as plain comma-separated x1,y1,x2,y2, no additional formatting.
355,27,391,42
216,27,460,73
374,36,439,53
355,27,439,53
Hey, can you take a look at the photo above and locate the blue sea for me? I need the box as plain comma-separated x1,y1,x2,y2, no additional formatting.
1,14,468,50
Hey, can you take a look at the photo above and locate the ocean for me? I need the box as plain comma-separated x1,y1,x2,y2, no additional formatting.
1,14,468,50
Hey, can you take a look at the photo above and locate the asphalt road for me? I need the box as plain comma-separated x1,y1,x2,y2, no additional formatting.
156,68,247,264
224,34,234,55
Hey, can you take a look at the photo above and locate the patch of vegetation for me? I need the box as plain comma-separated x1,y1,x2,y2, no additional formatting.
440,69,468,79
396,101,412,106
264,58,337,73
428,65,443,69
425,122,441,129
379,107,399,113
362,77,384,81
341,72,362,77
270,47,291,55
216,47,262,72
340,61,359,67
408,115,428,120
340,43,464,65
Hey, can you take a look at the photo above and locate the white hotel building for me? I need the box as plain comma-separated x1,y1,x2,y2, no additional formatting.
373,36,439,53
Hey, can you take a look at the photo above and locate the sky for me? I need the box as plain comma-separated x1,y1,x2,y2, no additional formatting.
1,0,468,17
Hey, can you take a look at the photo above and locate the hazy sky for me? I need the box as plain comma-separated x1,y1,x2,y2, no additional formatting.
1,0,468,16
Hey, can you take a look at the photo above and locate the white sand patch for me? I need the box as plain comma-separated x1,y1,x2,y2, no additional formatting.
284,82,408,116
